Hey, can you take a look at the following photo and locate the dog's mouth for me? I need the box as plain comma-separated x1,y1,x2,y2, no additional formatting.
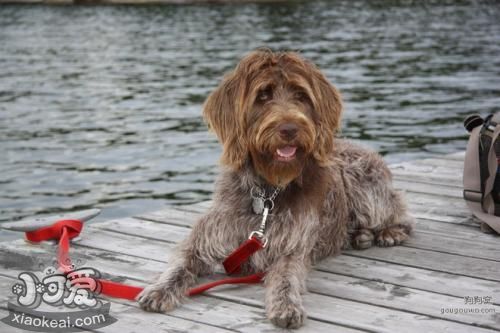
274,145,297,162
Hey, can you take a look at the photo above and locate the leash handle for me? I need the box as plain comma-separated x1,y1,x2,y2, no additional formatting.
25,219,82,243
25,219,82,273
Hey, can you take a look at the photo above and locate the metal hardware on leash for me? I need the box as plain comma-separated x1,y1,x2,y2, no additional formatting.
248,207,269,248
258,206,270,234
251,186,280,215
249,186,280,247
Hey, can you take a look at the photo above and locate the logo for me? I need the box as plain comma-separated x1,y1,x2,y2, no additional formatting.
2,262,117,332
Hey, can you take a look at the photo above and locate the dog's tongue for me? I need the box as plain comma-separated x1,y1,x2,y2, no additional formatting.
277,146,297,158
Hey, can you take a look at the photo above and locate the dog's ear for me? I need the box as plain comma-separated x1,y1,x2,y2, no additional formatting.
308,64,343,165
203,63,249,170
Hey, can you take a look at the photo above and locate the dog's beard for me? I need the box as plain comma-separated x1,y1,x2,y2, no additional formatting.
250,147,306,187
250,128,315,186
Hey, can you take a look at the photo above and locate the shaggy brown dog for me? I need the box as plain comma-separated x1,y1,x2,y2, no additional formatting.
138,49,414,329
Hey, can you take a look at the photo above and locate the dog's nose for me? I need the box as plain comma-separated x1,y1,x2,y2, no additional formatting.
278,123,298,140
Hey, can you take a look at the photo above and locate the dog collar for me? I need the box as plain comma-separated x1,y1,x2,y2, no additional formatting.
251,185,280,214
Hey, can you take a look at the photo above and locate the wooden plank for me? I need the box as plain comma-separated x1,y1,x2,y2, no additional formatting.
103,210,496,262
317,256,500,303
404,192,470,217
405,191,466,210
409,157,464,169
3,236,500,306
415,218,495,242
390,169,461,187
344,246,500,281
76,228,177,262
390,160,463,177
141,217,499,279
136,209,199,228
3,284,251,333
211,285,500,333
392,173,461,188
403,230,500,261
0,275,237,333
0,275,253,333
95,216,499,263
410,210,478,226
307,270,500,330
0,247,373,333
96,217,187,243
102,217,189,243
0,251,359,333
175,201,212,214
1,240,498,332
380,155,463,190
392,179,462,198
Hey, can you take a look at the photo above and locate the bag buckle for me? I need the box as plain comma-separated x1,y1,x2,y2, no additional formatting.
463,190,483,203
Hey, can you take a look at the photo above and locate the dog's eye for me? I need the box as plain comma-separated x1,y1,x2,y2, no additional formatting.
257,89,272,103
295,91,309,102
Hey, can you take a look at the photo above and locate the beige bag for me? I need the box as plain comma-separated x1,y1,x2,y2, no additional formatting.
463,113,500,234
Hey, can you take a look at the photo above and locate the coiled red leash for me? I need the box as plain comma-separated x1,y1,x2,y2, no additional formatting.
23,219,266,300
25,219,82,274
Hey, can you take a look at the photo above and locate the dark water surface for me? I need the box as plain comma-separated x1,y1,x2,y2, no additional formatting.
1,1,500,235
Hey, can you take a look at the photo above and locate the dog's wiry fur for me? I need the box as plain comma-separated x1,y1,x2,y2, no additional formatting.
138,49,414,328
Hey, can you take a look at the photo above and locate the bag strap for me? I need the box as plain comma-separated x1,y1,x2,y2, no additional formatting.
463,114,500,233
492,140,500,216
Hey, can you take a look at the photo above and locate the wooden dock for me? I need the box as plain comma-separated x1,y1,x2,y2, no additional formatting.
1,152,499,332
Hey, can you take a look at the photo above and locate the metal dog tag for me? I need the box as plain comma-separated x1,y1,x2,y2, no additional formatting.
252,197,265,215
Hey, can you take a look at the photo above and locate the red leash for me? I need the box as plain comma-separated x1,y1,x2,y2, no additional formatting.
24,219,265,300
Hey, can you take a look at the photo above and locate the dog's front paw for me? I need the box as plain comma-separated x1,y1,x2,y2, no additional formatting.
137,283,182,313
267,300,306,329
352,228,374,250
376,225,410,247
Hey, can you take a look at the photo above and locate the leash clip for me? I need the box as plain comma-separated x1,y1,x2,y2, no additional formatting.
249,205,271,248
248,231,268,248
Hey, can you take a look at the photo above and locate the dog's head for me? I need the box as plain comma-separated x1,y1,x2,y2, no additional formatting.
203,49,343,186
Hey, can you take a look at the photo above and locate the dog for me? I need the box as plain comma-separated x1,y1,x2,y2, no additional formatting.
138,49,414,329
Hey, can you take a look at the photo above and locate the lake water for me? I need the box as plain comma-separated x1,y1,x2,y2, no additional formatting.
1,1,499,236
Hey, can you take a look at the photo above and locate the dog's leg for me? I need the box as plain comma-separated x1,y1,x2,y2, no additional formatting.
373,189,415,247
265,255,308,329
375,192,414,247
138,240,211,313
